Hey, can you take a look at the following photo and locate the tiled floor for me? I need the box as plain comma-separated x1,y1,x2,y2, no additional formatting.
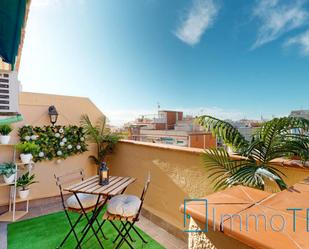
0,202,187,249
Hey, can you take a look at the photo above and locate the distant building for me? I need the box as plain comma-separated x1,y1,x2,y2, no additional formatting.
127,110,216,149
289,110,309,120
227,119,263,141
289,110,309,135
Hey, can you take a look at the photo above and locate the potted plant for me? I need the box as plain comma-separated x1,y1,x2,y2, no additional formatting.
17,172,37,199
0,162,16,184
0,124,12,144
15,142,39,164
197,115,309,191
80,115,121,173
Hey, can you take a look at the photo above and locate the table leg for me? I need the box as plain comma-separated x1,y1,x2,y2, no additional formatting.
73,193,107,249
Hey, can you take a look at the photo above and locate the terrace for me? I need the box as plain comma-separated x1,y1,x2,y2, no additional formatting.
1,1,309,249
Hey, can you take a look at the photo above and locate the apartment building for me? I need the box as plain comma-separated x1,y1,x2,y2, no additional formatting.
127,110,216,149
290,110,309,120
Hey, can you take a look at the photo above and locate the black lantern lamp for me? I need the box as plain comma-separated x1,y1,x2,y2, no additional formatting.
48,106,58,126
99,162,109,186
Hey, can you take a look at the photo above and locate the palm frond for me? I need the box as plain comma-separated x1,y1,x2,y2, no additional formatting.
197,115,249,151
80,114,121,165
228,165,265,189
200,116,303,191
80,114,100,144
88,155,99,165
202,148,247,191
255,117,309,162
96,115,108,137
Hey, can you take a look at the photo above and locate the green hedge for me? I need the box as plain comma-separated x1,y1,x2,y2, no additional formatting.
18,125,87,162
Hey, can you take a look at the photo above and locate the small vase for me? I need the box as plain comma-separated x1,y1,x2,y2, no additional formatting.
0,135,10,144
20,153,32,164
3,174,15,184
18,189,30,199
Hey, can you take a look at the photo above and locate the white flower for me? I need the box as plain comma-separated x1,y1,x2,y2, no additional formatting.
57,150,62,156
31,135,37,140
59,128,64,134
60,142,65,147
76,145,81,150
24,136,30,141
62,137,67,143
55,133,60,138
80,137,85,141
39,152,44,157
67,144,72,149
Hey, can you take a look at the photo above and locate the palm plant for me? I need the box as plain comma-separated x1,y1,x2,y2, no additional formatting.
198,115,309,191
80,114,121,166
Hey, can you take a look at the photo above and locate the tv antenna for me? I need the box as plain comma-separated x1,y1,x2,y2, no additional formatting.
157,102,160,110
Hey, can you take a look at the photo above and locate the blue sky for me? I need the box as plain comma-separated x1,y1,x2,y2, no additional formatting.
19,0,309,126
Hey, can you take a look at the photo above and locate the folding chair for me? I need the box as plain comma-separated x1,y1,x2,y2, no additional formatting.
101,173,151,249
54,169,108,249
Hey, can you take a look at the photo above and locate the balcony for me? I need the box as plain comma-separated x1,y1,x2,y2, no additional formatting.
1,1,309,248
1,93,309,249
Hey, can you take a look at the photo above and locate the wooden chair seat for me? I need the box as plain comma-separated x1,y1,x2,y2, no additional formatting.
103,211,138,222
67,198,106,214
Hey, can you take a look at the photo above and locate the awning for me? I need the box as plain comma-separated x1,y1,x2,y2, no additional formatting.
0,0,28,68
0,114,23,124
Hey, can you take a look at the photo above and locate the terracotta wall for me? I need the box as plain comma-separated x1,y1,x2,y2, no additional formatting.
0,92,101,205
166,111,182,130
189,133,216,149
155,123,166,130
108,140,309,230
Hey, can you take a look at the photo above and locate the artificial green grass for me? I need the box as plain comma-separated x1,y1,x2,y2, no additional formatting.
8,211,165,249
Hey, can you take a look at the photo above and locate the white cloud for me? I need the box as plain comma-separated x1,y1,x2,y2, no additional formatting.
175,0,219,46
285,29,309,55
252,0,309,49
105,107,245,127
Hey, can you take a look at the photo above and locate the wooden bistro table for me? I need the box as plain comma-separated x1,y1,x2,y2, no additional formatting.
63,175,136,249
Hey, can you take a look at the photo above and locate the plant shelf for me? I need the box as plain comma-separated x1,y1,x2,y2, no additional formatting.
15,196,30,203
15,161,34,166
0,145,33,222
0,182,14,187
0,211,28,222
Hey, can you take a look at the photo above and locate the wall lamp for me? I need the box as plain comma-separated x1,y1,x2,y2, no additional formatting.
48,105,59,126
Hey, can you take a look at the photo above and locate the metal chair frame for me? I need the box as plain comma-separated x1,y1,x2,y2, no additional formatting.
54,169,107,249
100,173,151,249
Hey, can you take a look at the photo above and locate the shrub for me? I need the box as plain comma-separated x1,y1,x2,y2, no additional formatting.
17,172,37,190
15,142,40,155
0,124,12,135
0,162,16,177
